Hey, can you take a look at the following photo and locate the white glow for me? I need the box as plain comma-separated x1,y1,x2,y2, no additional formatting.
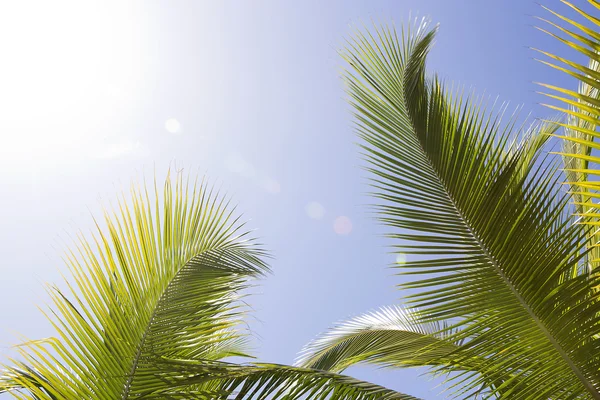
333,216,353,235
165,118,181,134
96,138,141,159
0,2,147,167
305,202,325,220
395,253,407,265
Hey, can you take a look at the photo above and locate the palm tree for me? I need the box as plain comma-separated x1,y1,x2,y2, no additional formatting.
3,1,600,399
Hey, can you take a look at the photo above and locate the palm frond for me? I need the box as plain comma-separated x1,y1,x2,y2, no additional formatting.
536,1,600,273
0,171,269,399
2,355,421,400
296,306,526,397
0,171,420,399
139,360,421,400
296,306,458,373
560,56,600,208
345,20,600,399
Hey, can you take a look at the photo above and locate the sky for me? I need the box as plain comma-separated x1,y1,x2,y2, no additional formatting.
0,1,591,398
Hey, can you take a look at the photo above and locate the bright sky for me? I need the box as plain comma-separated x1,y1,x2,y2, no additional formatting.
0,1,589,399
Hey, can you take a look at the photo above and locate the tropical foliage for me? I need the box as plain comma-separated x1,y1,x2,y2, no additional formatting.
296,2,600,399
0,175,415,399
4,1,600,399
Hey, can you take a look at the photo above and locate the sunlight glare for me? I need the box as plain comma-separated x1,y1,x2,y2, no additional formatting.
0,2,147,169
165,118,181,134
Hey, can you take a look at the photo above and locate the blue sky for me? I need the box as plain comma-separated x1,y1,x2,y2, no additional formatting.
0,1,590,398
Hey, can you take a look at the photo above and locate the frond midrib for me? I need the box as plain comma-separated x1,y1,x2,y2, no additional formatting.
120,294,160,399
444,185,597,398
119,247,223,399
409,111,599,398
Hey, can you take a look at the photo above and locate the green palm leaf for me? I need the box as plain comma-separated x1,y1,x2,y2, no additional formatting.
295,306,526,397
0,172,269,398
0,171,419,399
296,306,458,373
536,1,600,273
139,360,421,399
343,20,600,399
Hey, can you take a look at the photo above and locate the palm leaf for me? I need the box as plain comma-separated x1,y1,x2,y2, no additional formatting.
0,172,269,398
0,171,421,399
2,359,422,400
344,20,600,399
139,360,421,400
536,1,600,273
296,306,458,373
296,306,530,397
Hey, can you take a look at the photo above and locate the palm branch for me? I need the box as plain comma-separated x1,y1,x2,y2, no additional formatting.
136,360,420,399
535,1,600,273
296,306,459,373
0,172,269,398
0,171,417,399
298,19,600,399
